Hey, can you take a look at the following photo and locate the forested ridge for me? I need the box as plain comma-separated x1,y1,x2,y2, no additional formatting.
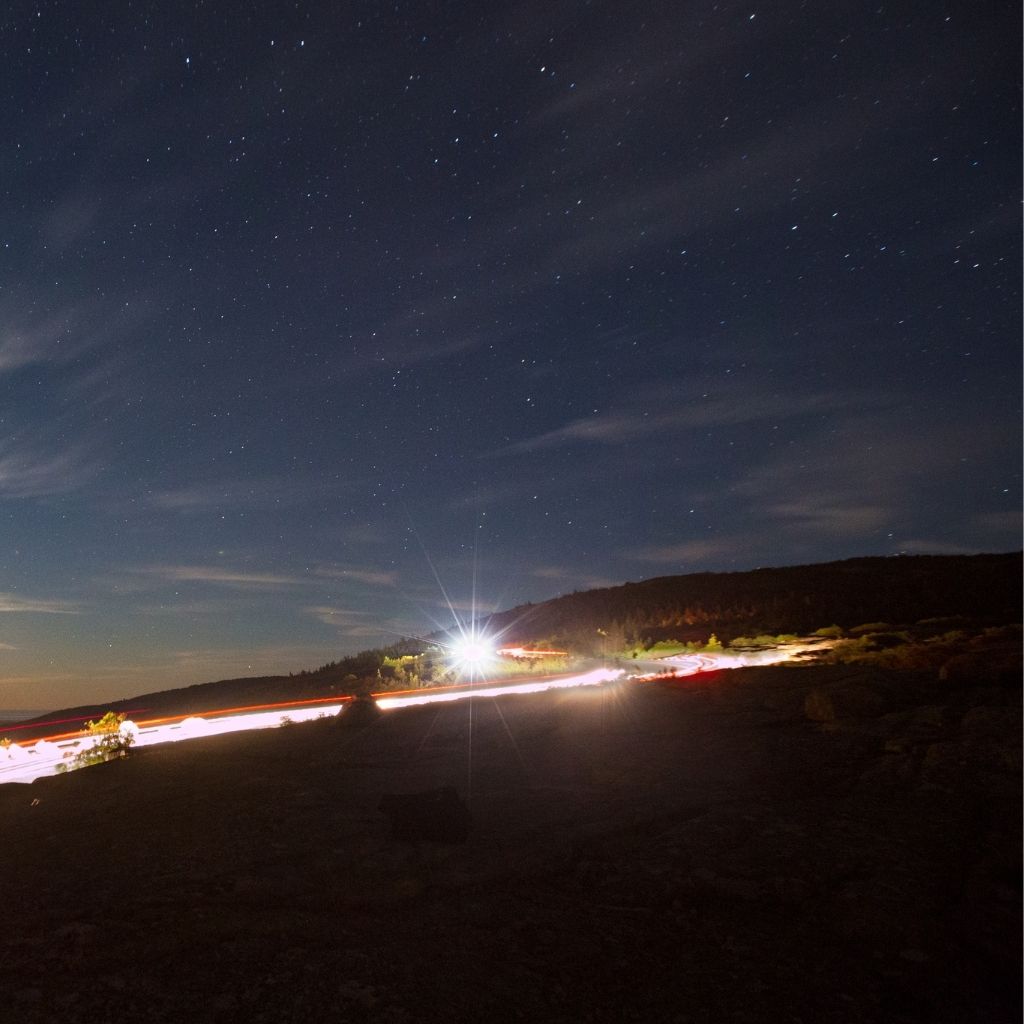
6,553,1018,734
486,553,1022,650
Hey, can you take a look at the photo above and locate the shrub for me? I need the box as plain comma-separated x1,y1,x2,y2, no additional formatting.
813,624,844,639
62,712,135,772
730,633,800,648
849,622,892,636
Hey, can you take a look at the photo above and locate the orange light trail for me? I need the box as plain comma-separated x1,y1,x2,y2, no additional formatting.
9,674,581,748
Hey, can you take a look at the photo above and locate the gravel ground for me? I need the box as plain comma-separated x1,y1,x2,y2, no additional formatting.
1,663,1019,1023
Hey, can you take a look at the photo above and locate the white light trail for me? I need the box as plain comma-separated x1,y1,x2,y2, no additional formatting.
0,704,346,785
376,667,623,709
2,644,829,786
0,671,625,785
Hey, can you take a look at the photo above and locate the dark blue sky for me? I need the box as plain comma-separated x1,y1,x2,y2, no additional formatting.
0,0,1020,709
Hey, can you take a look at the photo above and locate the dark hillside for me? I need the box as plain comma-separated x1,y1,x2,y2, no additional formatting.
487,553,1022,648
4,553,1018,738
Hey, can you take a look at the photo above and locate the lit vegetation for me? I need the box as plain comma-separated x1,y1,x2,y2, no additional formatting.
728,633,800,648
66,554,1016,718
56,712,135,773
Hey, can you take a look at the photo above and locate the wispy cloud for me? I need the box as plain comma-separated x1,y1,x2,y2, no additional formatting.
0,307,75,375
632,539,741,566
304,605,373,627
314,566,399,587
40,195,101,251
891,539,992,556
304,605,407,642
135,566,303,588
497,388,882,455
0,593,79,614
146,485,252,511
530,565,620,591
161,645,338,679
0,329,45,375
145,476,340,512
761,501,890,536
0,440,98,498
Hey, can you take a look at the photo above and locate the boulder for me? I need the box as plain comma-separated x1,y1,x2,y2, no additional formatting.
336,696,382,730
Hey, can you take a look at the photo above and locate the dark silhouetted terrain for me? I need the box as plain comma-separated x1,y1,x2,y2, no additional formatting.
3,552,1018,739
2,654,1020,1023
489,552,1022,649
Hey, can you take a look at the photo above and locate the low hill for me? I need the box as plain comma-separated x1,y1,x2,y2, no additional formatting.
485,552,1022,649
3,552,1019,738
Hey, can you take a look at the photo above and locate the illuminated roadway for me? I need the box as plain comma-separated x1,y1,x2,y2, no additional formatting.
0,667,623,785
1,643,825,786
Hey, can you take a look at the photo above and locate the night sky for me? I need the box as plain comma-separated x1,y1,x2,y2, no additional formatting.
1,1,1020,710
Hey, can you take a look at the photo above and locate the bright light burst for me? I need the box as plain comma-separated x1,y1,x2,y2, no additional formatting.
447,630,496,678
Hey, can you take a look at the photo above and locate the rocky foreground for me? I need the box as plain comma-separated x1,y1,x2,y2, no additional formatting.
1,661,1020,1023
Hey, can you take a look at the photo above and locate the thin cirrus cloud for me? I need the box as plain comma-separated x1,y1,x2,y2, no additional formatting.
762,500,890,536
305,606,383,633
157,645,340,679
530,566,620,591
134,566,304,588
0,296,142,377
313,566,399,587
0,441,98,499
0,307,79,375
498,388,878,455
632,539,741,566
893,539,991,556
0,329,44,374
145,476,344,513
0,593,79,614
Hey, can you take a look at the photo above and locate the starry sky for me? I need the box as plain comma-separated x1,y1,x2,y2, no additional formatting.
0,0,1020,710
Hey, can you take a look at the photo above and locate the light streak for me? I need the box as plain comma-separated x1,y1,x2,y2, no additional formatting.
0,708,151,735
0,671,618,785
376,668,622,708
496,646,568,660
627,643,824,681
0,643,829,786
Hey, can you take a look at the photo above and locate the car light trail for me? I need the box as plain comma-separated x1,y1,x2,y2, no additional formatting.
496,646,568,660
0,643,829,786
0,697,354,786
376,667,623,709
0,708,152,736
0,671,621,785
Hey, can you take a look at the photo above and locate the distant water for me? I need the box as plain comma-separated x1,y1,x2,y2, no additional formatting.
0,709,51,725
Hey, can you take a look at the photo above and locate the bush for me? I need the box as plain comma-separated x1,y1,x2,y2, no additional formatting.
59,712,135,772
813,624,844,639
730,633,800,649
849,622,893,636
